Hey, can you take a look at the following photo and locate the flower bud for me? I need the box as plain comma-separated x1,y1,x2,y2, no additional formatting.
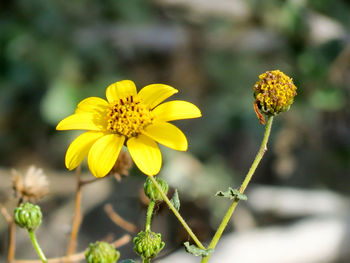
14,202,42,231
133,231,165,260
85,241,120,263
144,177,168,202
254,70,297,123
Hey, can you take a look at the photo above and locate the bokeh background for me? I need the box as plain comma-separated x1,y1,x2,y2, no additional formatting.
1,0,350,262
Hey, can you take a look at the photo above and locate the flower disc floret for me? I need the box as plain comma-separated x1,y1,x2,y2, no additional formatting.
107,96,154,138
254,70,297,116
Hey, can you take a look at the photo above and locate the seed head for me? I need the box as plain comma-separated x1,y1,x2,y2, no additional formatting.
254,70,297,124
111,150,133,181
12,166,49,202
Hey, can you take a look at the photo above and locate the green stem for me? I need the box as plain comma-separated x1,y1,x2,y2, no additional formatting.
201,116,274,263
143,259,150,263
145,200,155,232
28,230,48,263
148,176,205,250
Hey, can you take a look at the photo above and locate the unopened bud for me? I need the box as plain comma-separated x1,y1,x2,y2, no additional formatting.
85,241,120,263
14,202,42,231
133,231,165,260
144,177,168,202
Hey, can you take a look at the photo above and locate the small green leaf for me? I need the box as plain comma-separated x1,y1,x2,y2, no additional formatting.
215,187,247,201
170,189,180,211
184,242,214,257
119,260,136,263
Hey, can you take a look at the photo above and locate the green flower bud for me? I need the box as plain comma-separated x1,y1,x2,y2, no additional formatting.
133,231,165,260
253,70,297,124
144,177,168,202
14,202,42,231
85,241,120,263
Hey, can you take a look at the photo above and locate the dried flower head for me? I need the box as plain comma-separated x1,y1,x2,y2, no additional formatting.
12,166,49,202
111,150,133,181
254,70,297,124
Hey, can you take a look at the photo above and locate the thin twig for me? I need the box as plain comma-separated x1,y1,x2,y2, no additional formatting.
104,204,138,233
79,177,100,187
66,166,82,260
1,202,16,263
8,221,16,263
14,234,131,263
0,203,12,223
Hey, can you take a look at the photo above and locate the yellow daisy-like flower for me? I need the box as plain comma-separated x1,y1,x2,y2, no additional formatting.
56,80,201,177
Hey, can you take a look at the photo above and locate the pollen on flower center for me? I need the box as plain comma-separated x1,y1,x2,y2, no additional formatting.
107,95,154,137
254,70,297,116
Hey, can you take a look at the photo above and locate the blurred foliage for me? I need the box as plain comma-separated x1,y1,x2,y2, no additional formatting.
0,0,350,193
1,0,350,262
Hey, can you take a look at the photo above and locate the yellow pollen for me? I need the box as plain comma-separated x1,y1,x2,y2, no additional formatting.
254,70,297,115
106,95,154,137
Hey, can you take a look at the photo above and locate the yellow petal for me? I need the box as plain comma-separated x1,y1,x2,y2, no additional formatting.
75,97,109,114
88,134,125,178
138,84,178,109
127,135,162,176
152,100,201,121
65,131,105,170
56,113,106,131
106,80,137,103
143,121,188,151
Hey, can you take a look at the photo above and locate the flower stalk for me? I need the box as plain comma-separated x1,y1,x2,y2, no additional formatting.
145,200,155,232
28,230,48,263
201,116,274,263
147,176,205,250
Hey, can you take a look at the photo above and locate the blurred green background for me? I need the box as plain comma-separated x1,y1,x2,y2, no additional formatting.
1,0,349,189
1,0,350,261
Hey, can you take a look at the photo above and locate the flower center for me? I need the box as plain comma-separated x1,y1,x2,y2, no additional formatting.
107,95,154,137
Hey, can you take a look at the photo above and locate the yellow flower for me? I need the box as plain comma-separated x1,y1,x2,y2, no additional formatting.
56,80,201,177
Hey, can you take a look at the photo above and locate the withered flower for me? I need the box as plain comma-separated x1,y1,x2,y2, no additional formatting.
254,70,297,124
111,150,133,181
12,166,49,202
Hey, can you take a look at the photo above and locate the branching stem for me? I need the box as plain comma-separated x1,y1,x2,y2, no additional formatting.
148,176,205,249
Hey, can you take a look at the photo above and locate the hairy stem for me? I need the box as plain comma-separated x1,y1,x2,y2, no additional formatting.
148,176,205,249
28,231,47,263
201,116,274,263
145,200,155,232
